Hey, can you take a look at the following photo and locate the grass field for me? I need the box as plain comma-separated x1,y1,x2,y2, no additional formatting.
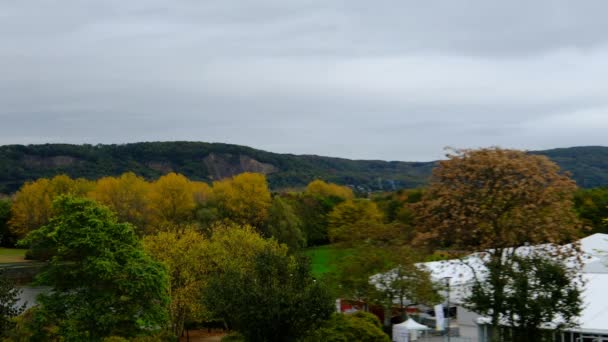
301,245,353,278
0,248,27,264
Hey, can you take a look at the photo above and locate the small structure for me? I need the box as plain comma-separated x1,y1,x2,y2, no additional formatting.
392,318,431,342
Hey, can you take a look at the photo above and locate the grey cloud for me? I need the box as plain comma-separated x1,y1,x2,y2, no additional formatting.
1,1,608,161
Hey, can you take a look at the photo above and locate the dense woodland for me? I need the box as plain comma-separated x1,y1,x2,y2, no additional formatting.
2,142,608,195
0,147,604,341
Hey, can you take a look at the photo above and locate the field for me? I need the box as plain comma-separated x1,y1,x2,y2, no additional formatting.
0,248,27,264
301,245,353,278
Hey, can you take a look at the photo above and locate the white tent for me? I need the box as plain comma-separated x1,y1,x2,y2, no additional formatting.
392,318,431,342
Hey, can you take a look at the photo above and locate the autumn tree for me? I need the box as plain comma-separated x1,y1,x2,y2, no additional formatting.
89,172,151,235
212,173,272,228
305,180,354,201
148,173,197,233
143,229,208,337
327,199,384,243
415,148,582,340
9,175,93,237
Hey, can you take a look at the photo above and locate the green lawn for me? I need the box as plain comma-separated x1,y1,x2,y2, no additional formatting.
301,245,353,278
0,248,28,264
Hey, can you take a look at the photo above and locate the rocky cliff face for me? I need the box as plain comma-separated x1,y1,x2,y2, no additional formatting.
203,153,278,180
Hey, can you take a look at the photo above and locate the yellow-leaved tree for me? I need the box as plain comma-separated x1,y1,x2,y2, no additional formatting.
327,199,384,242
9,175,94,237
143,229,208,337
148,173,197,233
88,172,151,235
305,180,354,200
212,173,271,228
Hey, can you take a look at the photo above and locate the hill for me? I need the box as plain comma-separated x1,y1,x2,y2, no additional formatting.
0,142,434,194
0,142,606,194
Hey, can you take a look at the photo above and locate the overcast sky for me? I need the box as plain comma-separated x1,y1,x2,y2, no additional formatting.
1,1,607,161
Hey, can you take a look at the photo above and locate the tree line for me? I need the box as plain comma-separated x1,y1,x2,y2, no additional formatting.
0,147,601,341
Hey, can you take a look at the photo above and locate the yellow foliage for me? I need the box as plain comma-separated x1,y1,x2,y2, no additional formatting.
212,173,271,227
147,173,196,230
89,172,151,234
305,180,354,200
327,199,384,243
143,229,208,336
9,175,95,236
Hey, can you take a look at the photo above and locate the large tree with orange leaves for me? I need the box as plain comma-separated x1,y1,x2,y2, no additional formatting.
415,148,582,339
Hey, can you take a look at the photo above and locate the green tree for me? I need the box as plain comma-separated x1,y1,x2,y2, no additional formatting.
0,199,17,247
0,270,25,337
203,246,335,342
264,196,306,250
304,312,390,342
19,196,169,341
467,253,582,341
573,187,608,234
415,148,582,340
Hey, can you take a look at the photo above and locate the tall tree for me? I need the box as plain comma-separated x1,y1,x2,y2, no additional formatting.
19,196,169,341
148,172,197,232
143,229,208,337
89,172,151,235
9,175,93,237
0,199,17,247
415,148,582,340
212,173,272,228
264,196,306,250
327,199,384,243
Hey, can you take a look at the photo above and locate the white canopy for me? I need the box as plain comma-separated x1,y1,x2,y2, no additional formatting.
395,318,431,331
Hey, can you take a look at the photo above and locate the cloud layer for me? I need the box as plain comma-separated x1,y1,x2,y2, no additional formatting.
2,0,607,161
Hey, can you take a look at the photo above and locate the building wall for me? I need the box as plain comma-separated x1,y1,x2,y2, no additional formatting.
457,306,481,342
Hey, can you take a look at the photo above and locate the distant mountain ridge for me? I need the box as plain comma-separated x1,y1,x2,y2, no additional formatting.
0,142,606,194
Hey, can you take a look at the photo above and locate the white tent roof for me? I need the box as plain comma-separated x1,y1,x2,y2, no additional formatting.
394,318,431,331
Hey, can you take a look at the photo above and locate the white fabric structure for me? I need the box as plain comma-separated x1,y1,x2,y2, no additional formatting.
392,318,430,342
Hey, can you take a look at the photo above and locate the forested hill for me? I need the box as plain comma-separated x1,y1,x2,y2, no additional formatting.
0,142,434,194
0,142,607,194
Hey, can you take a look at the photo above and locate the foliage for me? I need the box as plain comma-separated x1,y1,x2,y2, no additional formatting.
148,172,197,232
327,199,384,243
264,196,305,250
143,229,208,337
305,180,354,200
573,187,608,234
304,312,390,342
287,193,333,246
0,142,435,195
0,199,17,247
212,173,272,228
89,172,151,235
330,246,438,326
19,196,169,341
8,175,93,237
415,148,583,338
0,270,25,336
467,253,582,341
203,246,335,342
